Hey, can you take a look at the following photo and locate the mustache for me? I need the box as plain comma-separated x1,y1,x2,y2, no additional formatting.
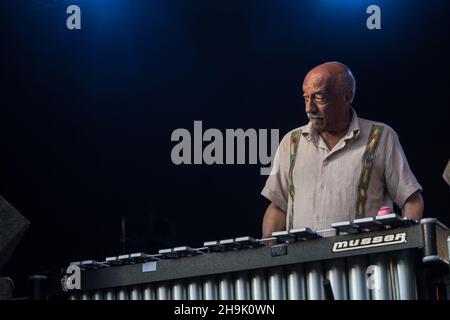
307,113,324,120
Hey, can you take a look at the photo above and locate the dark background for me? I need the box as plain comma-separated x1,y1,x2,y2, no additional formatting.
1,0,449,296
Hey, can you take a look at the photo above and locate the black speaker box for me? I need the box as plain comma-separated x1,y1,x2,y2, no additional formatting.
0,195,30,270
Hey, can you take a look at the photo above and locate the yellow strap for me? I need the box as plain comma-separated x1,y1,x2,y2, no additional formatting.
288,130,302,230
356,125,384,218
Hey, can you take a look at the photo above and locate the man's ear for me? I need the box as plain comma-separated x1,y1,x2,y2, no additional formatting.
344,91,353,104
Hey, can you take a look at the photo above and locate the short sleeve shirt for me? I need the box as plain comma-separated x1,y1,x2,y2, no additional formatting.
261,108,422,231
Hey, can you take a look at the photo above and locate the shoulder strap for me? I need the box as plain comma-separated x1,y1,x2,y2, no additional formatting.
356,125,384,219
288,130,302,230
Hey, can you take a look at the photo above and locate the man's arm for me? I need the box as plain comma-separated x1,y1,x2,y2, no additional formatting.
262,202,286,241
401,190,424,222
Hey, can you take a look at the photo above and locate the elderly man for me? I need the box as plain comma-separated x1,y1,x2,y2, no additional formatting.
261,62,424,239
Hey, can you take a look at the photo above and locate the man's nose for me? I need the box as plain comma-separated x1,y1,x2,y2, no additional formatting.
305,99,317,114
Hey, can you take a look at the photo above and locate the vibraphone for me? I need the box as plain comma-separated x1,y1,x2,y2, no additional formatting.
48,216,450,300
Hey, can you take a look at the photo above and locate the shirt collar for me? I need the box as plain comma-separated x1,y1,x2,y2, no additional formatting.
302,107,361,142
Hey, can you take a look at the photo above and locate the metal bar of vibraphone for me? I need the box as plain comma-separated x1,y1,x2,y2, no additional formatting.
172,280,187,300
130,285,142,300
448,236,450,263
80,292,90,300
117,287,129,300
286,264,306,300
347,255,369,300
92,290,103,300
156,282,172,300
218,274,234,300
234,271,251,300
104,289,116,300
389,256,399,300
325,258,348,300
305,261,325,300
202,276,218,300
68,294,78,300
143,284,156,300
251,269,268,300
187,278,203,300
267,266,287,300
393,250,417,300
369,254,392,300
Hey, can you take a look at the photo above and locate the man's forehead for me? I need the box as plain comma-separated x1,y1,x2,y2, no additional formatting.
302,79,329,93
303,83,326,91
303,71,331,89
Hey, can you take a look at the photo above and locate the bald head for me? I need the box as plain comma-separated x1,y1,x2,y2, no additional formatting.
302,62,355,133
304,62,356,103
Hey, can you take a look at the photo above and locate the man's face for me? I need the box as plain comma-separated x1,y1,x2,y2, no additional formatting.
302,72,347,132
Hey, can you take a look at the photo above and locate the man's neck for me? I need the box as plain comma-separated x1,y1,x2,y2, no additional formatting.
320,109,352,150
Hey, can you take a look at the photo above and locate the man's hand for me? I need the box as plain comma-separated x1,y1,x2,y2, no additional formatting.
262,202,287,245
401,190,424,222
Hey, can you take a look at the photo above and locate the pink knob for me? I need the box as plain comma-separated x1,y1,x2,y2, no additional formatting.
377,205,393,216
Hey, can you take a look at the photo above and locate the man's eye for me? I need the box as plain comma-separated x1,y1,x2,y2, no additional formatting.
315,97,326,103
